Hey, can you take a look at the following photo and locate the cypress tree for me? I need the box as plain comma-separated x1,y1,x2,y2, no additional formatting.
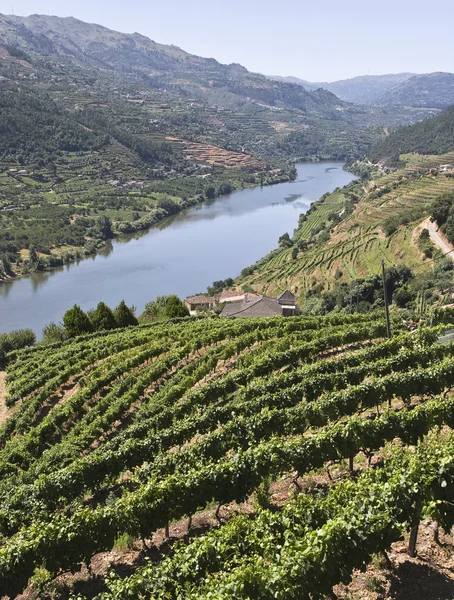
165,295,190,319
115,300,138,327
90,301,118,331
63,305,93,337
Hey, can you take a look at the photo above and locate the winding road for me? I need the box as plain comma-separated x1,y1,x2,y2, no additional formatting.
426,219,454,261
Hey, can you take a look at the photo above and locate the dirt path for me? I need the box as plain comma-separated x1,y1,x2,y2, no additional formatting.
0,372,10,426
426,220,454,261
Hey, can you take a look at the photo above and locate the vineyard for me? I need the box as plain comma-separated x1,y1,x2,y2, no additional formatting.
239,152,454,297
0,313,454,598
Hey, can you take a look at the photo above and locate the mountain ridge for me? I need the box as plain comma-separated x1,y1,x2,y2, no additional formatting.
0,13,345,115
267,72,454,108
267,73,417,104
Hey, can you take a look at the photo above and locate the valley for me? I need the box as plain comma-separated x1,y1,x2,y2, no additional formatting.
0,161,355,335
1,8,454,600
239,151,454,305
0,14,446,282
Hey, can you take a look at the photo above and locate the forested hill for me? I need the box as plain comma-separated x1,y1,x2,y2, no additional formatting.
0,13,343,115
0,85,107,162
368,104,454,163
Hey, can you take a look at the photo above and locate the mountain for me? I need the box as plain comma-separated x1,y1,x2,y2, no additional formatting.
0,13,448,280
267,75,323,91
368,104,454,163
376,72,454,109
0,12,382,281
267,73,416,104
268,72,454,109
325,73,416,105
0,14,345,115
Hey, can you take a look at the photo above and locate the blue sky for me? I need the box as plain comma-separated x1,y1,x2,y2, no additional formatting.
2,0,453,81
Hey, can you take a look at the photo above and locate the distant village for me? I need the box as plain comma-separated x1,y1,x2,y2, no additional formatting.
184,290,297,318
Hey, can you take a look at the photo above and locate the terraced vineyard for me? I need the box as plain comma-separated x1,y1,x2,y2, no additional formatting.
1,313,454,598
240,152,454,296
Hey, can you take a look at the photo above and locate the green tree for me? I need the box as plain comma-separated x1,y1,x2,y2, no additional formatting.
90,302,118,331
63,305,93,337
205,186,216,200
28,246,38,264
114,300,138,327
42,322,67,344
0,255,12,276
96,216,113,240
0,329,36,367
165,295,190,318
140,296,169,322
278,232,293,248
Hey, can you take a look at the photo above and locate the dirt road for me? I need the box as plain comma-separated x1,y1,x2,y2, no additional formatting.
0,372,9,426
427,220,454,261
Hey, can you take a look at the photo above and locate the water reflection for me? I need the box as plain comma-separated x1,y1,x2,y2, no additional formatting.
0,162,357,336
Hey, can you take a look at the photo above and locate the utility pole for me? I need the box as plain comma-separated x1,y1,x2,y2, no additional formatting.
381,259,391,338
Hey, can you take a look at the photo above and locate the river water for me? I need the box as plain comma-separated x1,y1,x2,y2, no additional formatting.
0,162,356,336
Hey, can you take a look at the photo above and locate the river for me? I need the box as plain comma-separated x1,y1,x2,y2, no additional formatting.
0,162,356,336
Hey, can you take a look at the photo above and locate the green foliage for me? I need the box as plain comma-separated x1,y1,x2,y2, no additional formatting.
302,265,414,315
252,477,272,510
90,302,118,331
207,278,234,296
393,286,415,308
41,322,67,345
278,232,293,248
383,206,426,236
0,329,36,366
205,186,216,200
114,301,138,328
140,296,170,322
369,105,454,164
140,294,188,322
165,295,190,318
0,87,105,164
112,532,135,553
1,313,454,597
63,305,94,337
432,191,454,243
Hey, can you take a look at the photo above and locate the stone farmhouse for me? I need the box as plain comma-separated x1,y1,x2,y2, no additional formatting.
184,290,297,318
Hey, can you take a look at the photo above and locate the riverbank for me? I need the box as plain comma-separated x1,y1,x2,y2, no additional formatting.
0,162,356,336
0,168,294,284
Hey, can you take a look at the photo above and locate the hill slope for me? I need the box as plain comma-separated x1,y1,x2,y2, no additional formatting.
377,72,454,108
0,13,345,115
268,72,454,108
0,12,448,282
1,312,454,598
268,73,416,104
0,12,408,280
368,104,454,163
238,151,454,310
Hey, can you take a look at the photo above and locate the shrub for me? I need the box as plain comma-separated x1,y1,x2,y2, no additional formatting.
0,329,36,366
42,322,67,345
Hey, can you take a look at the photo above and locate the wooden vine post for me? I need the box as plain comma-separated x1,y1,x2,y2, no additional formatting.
408,498,422,557
381,260,392,339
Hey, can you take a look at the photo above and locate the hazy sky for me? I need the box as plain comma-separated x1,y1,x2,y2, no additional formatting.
2,0,453,81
